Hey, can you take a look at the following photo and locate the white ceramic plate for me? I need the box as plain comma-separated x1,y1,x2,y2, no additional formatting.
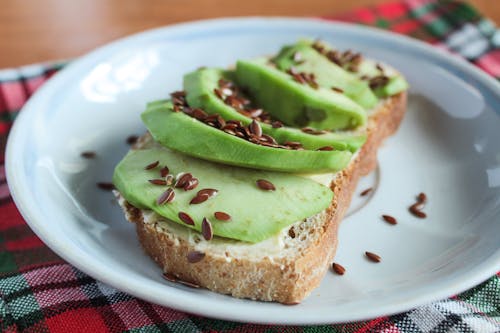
6,18,500,325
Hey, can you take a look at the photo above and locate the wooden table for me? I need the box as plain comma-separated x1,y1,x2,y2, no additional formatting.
0,0,497,68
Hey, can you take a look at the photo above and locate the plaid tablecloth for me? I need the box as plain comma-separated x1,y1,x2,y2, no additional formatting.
1,1,499,332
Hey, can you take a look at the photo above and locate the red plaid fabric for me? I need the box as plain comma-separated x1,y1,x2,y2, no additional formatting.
1,1,499,332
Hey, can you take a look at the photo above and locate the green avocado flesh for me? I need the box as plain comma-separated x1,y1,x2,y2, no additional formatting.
235,58,367,131
272,42,378,109
183,68,366,152
113,147,333,243
142,102,353,173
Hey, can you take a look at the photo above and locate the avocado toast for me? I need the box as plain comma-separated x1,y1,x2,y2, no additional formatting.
113,40,408,304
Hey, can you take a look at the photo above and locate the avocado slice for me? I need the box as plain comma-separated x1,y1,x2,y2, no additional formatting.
235,58,367,131
113,146,333,243
142,102,353,173
304,39,409,98
183,68,366,152
272,41,378,109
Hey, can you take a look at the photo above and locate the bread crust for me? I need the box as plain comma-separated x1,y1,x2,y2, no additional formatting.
118,91,407,303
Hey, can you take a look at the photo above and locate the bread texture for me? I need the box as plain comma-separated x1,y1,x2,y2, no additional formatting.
115,91,407,304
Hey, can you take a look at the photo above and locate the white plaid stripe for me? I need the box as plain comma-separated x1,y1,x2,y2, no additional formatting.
408,304,448,332
445,23,490,59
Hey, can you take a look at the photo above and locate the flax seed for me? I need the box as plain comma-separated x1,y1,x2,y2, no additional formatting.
202,217,213,241
417,192,427,203
183,178,199,191
157,188,175,205
365,251,381,263
97,182,115,191
332,263,346,275
159,166,169,178
175,173,192,188
197,188,218,198
187,251,205,263
214,211,231,221
126,135,138,145
249,120,262,137
145,161,159,170
360,188,373,196
190,193,209,205
81,151,96,159
178,212,195,226
256,179,275,191
148,179,167,186
382,215,397,225
271,121,283,128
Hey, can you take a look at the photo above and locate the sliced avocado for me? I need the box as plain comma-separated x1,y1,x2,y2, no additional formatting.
235,58,367,131
183,68,366,152
304,39,409,98
142,102,353,173
272,41,378,109
113,146,333,243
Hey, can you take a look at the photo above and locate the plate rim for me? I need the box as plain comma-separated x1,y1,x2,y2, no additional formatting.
5,16,500,325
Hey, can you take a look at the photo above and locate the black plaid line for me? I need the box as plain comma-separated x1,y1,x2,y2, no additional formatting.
429,313,473,333
135,299,168,329
392,311,424,333
73,269,131,332
0,291,19,332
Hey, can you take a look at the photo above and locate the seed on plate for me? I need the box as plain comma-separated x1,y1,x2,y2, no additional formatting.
197,188,219,198
148,179,167,186
178,212,195,226
256,179,276,191
409,204,427,218
160,166,169,178
81,151,96,159
317,146,334,151
96,182,115,191
145,160,159,170
365,251,381,263
175,173,193,188
126,135,138,145
187,251,206,263
183,177,199,191
202,217,213,241
190,193,210,205
157,188,175,205
331,262,346,275
417,192,427,203
382,214,397,225
214,211,231,221
360,188,373,196
249,119,262,137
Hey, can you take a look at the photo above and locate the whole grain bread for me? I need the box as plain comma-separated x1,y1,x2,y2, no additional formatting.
115,91,407,304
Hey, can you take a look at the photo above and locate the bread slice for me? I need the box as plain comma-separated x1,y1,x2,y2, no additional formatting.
115,91,407,304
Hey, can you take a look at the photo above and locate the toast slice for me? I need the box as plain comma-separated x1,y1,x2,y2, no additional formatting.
115,91,407,304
